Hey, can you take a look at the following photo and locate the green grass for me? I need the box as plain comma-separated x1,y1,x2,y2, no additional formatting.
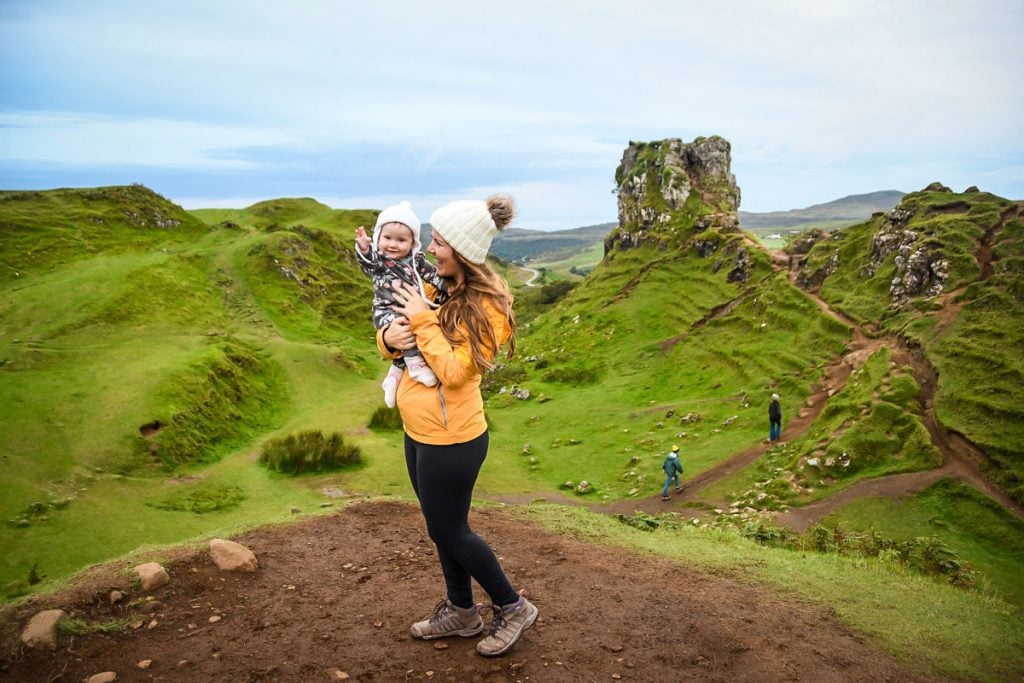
818,478,1024,608
702,348,941,507
518,503,1024,681
0,186,209,285
798,189,1024,504
481,240,850,499
2,185,1022,682
528,241,604,280
0,187,389,599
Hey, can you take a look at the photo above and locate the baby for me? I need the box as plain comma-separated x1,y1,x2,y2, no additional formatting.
355,201,447,407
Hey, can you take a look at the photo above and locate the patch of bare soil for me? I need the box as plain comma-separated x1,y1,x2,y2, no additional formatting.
0,501,934,682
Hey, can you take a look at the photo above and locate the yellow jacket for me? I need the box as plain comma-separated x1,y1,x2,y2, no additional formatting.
376,294,512,445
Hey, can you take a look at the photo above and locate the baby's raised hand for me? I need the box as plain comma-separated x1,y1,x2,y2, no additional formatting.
355,226,371,253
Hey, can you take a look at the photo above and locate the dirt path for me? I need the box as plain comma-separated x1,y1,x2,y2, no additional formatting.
606,238,1024,527
0,501,935,682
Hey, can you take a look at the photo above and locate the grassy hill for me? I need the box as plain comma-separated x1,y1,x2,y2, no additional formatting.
0,188,387,601
2,183,1023,680
793,186,1024,501
487,222,615,263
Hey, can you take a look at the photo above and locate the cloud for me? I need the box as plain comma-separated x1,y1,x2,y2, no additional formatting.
0,111,297,168
2,0,1022,223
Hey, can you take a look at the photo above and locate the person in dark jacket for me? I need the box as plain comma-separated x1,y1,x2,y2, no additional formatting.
661,446,683,500
768,393,782,442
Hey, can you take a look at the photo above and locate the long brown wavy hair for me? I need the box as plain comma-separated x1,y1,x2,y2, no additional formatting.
435,194,517,372
436,251,516,372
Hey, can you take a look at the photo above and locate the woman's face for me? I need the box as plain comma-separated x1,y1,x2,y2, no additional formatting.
427,232,463,280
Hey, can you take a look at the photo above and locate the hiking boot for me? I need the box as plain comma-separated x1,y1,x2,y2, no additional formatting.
476,595,538,657
405,355,438,387
410,599,484,640
661,495,670,501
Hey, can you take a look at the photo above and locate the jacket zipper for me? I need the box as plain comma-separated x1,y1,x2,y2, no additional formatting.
438,386,448,428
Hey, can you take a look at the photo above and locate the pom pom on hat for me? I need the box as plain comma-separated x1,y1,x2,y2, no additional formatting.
429,194,514,264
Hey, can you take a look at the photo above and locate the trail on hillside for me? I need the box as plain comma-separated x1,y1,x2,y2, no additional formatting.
605,228,1024,527
0,501,934,682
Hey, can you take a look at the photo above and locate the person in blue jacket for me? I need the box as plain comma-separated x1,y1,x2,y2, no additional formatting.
661,446,684,500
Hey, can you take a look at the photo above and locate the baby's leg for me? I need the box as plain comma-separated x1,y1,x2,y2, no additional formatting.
404,347,438,387
381,360,404,408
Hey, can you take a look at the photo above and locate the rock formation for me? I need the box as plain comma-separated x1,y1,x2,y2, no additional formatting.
868,205,949,303
605,136,749,280
792,185,951,307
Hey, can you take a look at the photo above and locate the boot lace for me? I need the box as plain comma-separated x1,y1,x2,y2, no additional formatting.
482,604,507,637
428,600,453,625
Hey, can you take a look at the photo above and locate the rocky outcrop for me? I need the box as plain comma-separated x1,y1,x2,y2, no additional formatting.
863,203,949,305
890,247,949,303
726,247,752,283
792,187,951,305
607,136,741,254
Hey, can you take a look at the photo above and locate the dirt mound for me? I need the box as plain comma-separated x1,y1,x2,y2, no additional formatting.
0,501,933,682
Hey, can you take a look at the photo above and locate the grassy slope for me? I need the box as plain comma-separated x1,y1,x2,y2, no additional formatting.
3,185,1022,680
702,347,941,508
522,504,1023,681
819,477,1024,607
0,189,388,599
799,189,1024,501
481,221,850,499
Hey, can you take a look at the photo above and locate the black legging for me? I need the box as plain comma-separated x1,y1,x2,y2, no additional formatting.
404,431,518,609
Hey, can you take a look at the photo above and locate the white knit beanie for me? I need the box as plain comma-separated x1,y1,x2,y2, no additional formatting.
429,200,500,264
373,200,422,251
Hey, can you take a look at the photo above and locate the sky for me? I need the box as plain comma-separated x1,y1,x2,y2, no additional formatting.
1,1,1022,230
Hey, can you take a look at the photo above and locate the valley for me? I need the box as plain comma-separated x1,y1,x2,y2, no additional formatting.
1,143,1023,680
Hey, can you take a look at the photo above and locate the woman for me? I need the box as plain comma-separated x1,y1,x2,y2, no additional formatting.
381,194,538,657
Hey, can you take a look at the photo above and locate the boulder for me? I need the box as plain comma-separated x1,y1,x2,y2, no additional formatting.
209,538,258,572
20,609,66,650
133,562,170,591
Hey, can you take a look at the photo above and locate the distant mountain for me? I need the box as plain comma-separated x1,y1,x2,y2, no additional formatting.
740,190,905,230
422,221,616,264
476,191,907,264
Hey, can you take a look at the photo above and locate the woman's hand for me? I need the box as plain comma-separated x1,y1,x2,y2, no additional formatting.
383,317,416,351
390,281,430,318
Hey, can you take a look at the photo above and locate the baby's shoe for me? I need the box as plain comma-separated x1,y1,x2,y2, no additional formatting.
405,355,438,387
